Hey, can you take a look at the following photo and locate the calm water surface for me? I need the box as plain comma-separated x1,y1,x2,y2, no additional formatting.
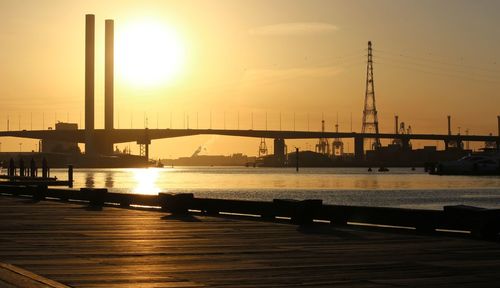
50,167,500,210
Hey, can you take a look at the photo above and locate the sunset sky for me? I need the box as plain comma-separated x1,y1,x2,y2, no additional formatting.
1,0,499,157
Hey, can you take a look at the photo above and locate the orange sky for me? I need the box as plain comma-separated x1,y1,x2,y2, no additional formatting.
0,0,499,157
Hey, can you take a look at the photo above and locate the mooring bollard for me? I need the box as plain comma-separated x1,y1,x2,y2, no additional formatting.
33,185,48,201
81,188,108,207
444,205,500,240
158,193,194,215
274,199,323,225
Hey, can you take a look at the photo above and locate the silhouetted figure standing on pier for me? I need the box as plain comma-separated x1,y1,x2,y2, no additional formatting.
42,157,49,178
8,158,15,177
19,159,25,177
30,158,37,178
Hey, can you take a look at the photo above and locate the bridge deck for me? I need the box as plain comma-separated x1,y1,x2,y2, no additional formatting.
1,196,500,287
1,128,499,143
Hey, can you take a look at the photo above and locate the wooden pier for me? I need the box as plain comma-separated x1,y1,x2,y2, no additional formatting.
1,188,500,287
0,162,73,187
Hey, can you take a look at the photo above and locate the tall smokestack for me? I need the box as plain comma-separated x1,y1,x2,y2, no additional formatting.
105,19,114,131
447,115,451,135
395,115,399,134
497,115,500,137
85,14,95,154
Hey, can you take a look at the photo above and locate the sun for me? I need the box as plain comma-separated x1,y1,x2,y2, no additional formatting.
116,19,186,87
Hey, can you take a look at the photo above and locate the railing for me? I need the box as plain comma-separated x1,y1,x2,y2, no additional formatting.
0,184,499,240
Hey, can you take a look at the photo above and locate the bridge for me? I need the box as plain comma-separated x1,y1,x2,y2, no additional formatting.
1,128,499,160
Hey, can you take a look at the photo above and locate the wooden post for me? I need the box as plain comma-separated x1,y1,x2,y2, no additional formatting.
68,165,73,188
296,148,299,172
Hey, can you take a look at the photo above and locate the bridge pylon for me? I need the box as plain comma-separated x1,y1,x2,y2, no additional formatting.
361,41,381,152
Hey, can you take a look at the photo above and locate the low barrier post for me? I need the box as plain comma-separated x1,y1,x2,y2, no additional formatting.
159,193,194,215
81,188,108,207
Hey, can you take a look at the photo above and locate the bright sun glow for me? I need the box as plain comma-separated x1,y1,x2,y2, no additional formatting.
116,20,185,87
132,168,161,195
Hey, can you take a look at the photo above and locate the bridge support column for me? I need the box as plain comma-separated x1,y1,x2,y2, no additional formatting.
444,140,449,150
138,143,150,160
93,135,114,155
97,141,114,155
354,136,364,161
402,138,410,151
138,128,151,163
273,138,286,167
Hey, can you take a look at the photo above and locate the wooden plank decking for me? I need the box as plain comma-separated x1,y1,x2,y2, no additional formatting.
1,195,500,287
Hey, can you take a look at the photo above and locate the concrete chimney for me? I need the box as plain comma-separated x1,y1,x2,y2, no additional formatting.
105,19,114,131
85,14,95,154
395,115,399,134
447,115,451,135
497,115,500,137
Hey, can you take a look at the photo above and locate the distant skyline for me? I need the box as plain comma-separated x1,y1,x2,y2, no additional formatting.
0,0,499,157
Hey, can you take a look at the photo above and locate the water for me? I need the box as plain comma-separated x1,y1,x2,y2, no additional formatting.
49,167,500,210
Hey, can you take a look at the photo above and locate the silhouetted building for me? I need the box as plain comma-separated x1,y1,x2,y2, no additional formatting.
166,153,257,166
41,122,81,154
366,145,471,164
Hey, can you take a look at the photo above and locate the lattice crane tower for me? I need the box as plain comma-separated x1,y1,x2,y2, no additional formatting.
258,138,268,157
361,41,381,150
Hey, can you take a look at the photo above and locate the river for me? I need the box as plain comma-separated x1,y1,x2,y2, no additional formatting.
48,167,500,210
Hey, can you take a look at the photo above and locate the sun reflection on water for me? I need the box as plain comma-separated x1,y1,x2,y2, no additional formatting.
132,168,162,195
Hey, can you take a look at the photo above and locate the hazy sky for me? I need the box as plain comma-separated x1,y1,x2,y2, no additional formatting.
1,0,499,157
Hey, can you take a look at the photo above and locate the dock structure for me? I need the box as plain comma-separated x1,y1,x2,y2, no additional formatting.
1,194,500,287
0,159,73,188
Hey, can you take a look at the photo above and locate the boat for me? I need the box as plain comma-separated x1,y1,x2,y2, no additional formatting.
156,159,164,168
431,154,500,175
